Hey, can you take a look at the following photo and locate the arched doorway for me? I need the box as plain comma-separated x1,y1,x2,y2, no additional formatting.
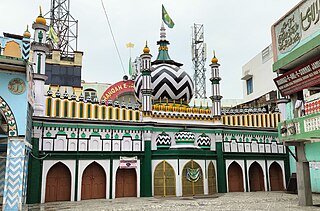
116,168,137,197
182,160,204,196
269,162,284,191
208,162,217,194
154,161,176,196
249,162,265,191
228,161,244,192
45,162,71,202
81,162,106,200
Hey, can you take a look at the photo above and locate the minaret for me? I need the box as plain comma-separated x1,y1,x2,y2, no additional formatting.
31,7,49,116
209,52,222,124
140,42,153,116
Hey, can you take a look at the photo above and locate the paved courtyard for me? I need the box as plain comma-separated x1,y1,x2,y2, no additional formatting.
24,192,320,211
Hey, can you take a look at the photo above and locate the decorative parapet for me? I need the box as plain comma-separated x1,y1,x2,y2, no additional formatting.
45,89,141,122
222,112,281,128
278,111,320,142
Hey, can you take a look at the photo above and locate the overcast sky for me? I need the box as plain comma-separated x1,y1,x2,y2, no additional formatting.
2,0,300,99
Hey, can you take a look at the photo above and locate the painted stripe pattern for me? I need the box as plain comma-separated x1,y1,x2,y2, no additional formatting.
3,140,25,211
22,38,30,60
134,64,194,103
175,131,195,142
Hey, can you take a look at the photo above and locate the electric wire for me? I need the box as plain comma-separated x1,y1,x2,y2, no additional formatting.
101,0,126,75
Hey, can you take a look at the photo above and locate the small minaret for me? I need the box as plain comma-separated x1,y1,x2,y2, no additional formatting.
22,25,31,60
31,7,49,116
140,42,153,115
209,52,222,124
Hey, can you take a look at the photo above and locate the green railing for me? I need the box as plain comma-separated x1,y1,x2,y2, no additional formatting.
278,112,320,142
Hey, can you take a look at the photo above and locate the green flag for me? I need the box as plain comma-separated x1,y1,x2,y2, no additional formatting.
162,4,175,28
129,57,133,76
48,26,59,44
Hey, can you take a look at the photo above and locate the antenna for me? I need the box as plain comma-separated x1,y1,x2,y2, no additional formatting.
192,23,207,99
45,0,78,57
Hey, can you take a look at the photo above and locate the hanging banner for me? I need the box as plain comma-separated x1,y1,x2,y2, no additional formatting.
119,156,137,169
186,168,201,182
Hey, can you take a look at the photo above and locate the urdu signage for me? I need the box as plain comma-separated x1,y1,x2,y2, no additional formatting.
272,0,320,61
274,56,320,96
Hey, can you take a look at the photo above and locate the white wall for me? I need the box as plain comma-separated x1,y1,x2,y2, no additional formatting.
242,45,277,103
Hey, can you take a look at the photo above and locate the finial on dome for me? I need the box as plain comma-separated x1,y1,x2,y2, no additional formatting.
211,50,218,64
143,41,150,53
160,22,166,41
35,6,46,25
23,25,31,38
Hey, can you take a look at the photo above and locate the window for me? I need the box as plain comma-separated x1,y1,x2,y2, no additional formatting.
84,88,97,101
246,78,253,95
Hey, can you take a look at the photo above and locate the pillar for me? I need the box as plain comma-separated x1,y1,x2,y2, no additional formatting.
296,143,313,206
3,138,29,211
141,131,152,196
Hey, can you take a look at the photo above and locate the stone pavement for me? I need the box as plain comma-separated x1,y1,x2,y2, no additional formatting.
24,192,320,211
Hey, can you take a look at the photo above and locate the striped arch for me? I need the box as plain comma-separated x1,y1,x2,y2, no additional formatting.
0,96,18,136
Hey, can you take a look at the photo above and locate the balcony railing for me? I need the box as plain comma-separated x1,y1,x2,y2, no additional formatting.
278,111,320,142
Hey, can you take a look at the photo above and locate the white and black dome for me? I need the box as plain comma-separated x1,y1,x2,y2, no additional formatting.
134,64,194,103
156,131,171,149
197,133,211,149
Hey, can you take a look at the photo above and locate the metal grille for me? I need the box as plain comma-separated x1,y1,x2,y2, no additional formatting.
208,162,217,194
154,161,176,196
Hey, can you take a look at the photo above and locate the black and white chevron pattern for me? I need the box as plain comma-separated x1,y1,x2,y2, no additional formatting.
134,64,194,103
197,134,211,147
22,39,30,60
156,132,171,146
175,131,195,142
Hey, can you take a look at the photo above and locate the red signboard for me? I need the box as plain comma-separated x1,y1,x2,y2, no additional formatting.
100,80,134,102
274,56,320,96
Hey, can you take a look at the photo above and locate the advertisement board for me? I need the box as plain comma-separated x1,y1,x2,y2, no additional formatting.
100,80,134,102
274,55,320,96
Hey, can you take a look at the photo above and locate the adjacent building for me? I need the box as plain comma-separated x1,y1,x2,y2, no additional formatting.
273,0,320,206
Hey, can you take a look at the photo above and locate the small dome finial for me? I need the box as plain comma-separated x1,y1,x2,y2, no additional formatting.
23,25,31,38
211,50,218,64
143,40,150,53
35,5,46,25
160,23,166,41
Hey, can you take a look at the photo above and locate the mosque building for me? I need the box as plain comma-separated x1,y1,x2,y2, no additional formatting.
0,9,288,209
22,11,288,205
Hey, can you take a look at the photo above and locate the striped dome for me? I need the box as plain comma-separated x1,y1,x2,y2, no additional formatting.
197,133,211,149
134,64,194,103
156,131,171,148
175,131,195,143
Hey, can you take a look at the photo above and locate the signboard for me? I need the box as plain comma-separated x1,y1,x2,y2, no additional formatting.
274,56,320,96
119,156,137,169
100,80,134,102
272,0,320,61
